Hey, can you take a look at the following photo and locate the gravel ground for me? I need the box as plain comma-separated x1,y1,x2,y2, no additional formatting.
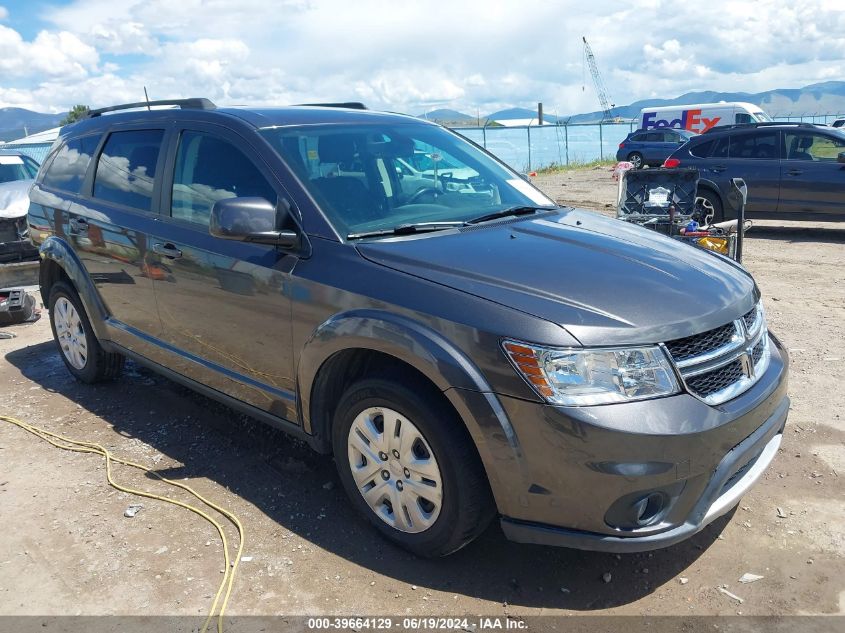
0,167,843,626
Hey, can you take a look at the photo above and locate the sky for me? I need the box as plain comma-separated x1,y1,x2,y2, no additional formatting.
1,0,844,116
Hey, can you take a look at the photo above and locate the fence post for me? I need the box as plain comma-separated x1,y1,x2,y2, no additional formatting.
482,121,487,148
564,123,569,166
599,122,603,161
527,124,532,172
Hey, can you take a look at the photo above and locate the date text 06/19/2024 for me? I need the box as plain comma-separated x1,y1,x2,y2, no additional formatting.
306,617,528,630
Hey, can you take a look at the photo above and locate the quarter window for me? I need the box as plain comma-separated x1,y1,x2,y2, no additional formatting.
93,130,164,211
171,131,276,226
40,135,100,193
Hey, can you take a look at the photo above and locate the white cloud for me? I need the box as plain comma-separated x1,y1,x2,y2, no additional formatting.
0,0,840,116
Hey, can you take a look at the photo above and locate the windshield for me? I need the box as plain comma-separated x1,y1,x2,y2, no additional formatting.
0,154,38,183
260,122,554,237
753,111,773,122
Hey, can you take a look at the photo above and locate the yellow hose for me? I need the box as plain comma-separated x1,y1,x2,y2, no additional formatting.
0,414,244,633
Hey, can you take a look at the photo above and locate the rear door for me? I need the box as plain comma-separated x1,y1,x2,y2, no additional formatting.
66,126,168,353
779,130,845,218
150,123,300,420
723,130,781,215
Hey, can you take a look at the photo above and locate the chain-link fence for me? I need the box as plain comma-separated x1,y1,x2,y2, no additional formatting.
0,142,52,164
452,112,845,172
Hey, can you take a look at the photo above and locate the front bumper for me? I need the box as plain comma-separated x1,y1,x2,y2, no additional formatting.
486,333,789,552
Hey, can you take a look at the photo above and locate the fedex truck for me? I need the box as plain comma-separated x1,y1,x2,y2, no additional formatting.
639,102,772,134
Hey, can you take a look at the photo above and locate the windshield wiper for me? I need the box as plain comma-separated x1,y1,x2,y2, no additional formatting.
347,221,465,240
465,205,555,225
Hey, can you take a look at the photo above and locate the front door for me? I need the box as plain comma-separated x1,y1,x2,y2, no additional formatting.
723,130,781,215
779,130,845,218
150,125,299,420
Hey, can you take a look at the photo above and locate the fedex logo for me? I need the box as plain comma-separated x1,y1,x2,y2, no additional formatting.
642,109,721,133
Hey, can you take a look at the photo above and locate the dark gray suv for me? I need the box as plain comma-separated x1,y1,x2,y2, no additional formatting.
28,99,789,557
665,122,845,221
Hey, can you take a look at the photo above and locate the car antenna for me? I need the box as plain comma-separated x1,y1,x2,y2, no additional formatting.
143,87,151,111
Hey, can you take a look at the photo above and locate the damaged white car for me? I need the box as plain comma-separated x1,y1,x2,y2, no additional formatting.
0,150,39,263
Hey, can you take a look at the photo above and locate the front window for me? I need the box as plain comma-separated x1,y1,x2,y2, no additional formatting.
260,122,553,238
753,111,773,122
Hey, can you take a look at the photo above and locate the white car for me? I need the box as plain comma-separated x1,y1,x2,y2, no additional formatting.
0,150,40,262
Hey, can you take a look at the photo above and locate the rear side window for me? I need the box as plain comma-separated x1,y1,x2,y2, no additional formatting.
93,130,164,211
728,132,778,159
40,135,100,193
171,131,276,226
689,139,715,158
630,132,647,141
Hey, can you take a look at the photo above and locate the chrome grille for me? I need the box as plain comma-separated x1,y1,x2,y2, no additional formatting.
664,303,769,406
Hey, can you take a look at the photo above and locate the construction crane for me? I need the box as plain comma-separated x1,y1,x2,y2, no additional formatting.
582,36,616,123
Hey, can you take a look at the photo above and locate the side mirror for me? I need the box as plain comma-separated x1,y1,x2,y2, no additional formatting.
210,197,299,248
837,152,845,164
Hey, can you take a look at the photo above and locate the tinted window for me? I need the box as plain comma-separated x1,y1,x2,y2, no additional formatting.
711,137,730,158
784,132,845,161
630,133,647,142
40,135,100,193
643,132,663,142
689,139,715,158
735,113,753,124
728,132,778,159
171,131,276,226
93,130,164,211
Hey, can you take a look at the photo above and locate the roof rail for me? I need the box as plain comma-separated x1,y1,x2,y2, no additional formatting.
296,102,368,110
85,98,217,119
702,121,822,134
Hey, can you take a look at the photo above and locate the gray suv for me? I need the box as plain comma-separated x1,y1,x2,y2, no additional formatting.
28,99,789,557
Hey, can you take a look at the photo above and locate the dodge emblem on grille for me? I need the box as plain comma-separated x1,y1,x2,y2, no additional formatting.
740,348,755,379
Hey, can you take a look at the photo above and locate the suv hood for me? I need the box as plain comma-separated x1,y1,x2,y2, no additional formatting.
357,209,757,346
0,179,33,219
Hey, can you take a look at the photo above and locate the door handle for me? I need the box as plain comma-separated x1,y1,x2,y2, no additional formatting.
787,169,803,176
711,165,727,173
69,217,88,233
152,243,182,259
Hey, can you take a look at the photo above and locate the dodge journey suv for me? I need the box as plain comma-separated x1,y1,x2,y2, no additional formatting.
28,99,789,557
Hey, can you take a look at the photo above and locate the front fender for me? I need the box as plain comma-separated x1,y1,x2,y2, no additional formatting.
39,236,110,340
297,309,525,513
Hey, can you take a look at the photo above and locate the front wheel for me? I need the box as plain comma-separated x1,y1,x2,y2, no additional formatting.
332,377,494,557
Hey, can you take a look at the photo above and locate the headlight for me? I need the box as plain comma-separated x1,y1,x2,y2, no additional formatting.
503,340,680,406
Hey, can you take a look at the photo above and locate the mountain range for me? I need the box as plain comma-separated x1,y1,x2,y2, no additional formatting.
416,81,845,125
0,108,64,142
3,81,845,141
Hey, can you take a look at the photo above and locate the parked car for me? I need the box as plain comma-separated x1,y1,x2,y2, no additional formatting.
664,122,845,221
29,99,789,557
0,149,40,263
616,128,695,168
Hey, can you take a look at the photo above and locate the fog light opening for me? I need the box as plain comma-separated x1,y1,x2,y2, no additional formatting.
632,492,666,526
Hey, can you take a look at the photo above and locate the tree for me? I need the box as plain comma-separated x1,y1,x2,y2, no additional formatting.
60,105,90,126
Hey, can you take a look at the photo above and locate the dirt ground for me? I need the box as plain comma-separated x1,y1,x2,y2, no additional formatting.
1,167,843,626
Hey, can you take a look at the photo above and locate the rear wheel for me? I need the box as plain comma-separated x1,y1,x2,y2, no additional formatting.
332,377,494,557
695,188,724,224
627,152,644,169
48,281,124,383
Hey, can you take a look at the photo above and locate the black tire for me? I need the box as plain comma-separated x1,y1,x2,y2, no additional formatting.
48,281,124,383
627,152,644,169
332,376,495,557
695,188,724,223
